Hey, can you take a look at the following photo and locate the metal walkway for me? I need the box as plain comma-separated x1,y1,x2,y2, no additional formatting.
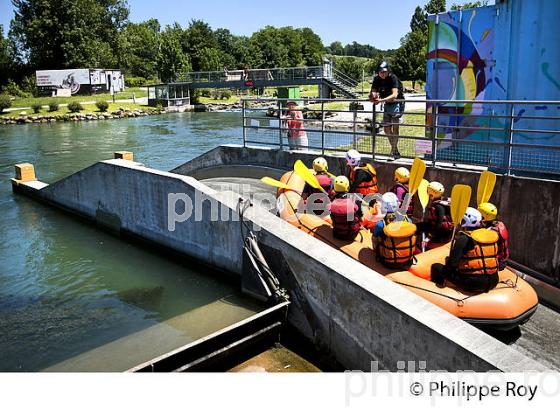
173,66,360,99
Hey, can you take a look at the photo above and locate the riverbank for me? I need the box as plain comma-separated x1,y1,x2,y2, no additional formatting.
0,106,164,125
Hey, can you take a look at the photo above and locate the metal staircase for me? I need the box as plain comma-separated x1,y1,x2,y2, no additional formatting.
324,69,361,99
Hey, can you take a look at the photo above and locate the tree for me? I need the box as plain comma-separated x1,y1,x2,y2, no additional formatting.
424,0,446,15
450,1,487,10
298,28,324,66
118,19,160,79
332,56,364,81
391,30,426,89
249,26,289,68
278,27,303,67
214,28,236,68
0,25,12,87
157,25,190,82
230,35,253,68
10,0,129,68
198,47,221,72
326,41,344,56
184,20,218,71
410,6,427,33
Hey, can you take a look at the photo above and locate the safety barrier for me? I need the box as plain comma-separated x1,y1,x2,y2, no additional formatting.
241,97,560,177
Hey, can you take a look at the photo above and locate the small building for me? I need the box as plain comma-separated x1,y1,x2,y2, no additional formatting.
35,69,125,96
147,83,191,107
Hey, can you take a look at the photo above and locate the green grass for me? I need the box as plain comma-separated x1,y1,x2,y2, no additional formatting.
8,87,147,108
299,85,319,97
338,109,428,157
197,95,241,104
307,101,349,111
1,102,152,117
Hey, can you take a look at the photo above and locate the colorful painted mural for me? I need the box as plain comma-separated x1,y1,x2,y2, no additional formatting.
426,0,560,175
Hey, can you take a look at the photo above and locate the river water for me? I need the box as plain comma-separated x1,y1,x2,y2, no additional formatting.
0,112,263,371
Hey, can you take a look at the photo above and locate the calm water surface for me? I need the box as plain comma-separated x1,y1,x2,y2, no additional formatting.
0,112,258,371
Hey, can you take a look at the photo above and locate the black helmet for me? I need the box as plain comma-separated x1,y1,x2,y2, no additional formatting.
378,61,389,73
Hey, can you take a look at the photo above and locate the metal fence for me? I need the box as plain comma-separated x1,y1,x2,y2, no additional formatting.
184,66,327,84
241,97,560,177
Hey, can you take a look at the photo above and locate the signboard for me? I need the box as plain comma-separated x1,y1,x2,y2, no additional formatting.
415,139,433,155
89,69,105,85
36,69,91,94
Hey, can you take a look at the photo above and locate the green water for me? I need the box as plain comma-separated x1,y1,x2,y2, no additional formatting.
0,112,259,371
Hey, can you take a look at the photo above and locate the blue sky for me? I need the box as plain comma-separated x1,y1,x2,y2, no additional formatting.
1,0,490,49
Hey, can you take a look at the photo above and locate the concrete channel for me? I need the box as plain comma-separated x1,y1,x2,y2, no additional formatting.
201,173,560,372
10,145,560,372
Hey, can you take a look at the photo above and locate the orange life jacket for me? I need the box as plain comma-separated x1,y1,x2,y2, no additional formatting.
457,229,499,276
377,220,417,268
349,163,378,196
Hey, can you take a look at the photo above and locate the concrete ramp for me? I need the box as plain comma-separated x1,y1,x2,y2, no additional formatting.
12,156,550,371
45,295,261,371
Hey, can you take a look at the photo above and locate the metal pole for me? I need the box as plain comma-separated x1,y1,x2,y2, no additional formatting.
362,68,364,96
371,103,377,160
278,100,283,149
352,108,357,149
321,101,325,155
507,105,515,175
242,100,247,148
434,15,440,101
431,104,438,167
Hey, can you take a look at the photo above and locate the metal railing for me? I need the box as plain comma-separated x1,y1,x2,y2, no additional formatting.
241,97,560,177
183,66,326,84
331,68,359,88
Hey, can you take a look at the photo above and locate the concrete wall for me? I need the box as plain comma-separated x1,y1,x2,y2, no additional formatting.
14,158,548,371
172,145,560,286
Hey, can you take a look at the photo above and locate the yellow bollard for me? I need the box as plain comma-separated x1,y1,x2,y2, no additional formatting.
114,151,134,161
11,163,37,187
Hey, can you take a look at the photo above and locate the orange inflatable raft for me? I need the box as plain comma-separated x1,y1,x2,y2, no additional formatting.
276,171,538,330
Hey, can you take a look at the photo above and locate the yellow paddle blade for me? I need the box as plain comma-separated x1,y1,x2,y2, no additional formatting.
260,177,290,190
418,179,429,209
294,160,327,194
477,171,496,206
450,184,472,227
408,157,427,195
365,163,377,176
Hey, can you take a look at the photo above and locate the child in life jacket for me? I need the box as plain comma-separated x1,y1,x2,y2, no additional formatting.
431,207,500,293
417,181,454,249
478,202,509,271
345,149,378,199
329,176,363,240
373,192,417,269
390,167,413,217
303,157,334,216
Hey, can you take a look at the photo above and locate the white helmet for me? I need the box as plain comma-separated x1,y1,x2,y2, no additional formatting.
345,149,361,167
381,192,399,214
461,207,482,228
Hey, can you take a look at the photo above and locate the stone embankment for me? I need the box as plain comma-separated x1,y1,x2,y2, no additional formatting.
1,107,164,125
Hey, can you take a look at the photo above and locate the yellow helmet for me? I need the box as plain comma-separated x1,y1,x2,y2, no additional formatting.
478,202,498,221
312,157,328,173
333,176,350,193
427,181,445,199
394,167,410,183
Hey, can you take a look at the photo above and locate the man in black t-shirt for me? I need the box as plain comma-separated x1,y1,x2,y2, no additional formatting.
369,61,404,160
